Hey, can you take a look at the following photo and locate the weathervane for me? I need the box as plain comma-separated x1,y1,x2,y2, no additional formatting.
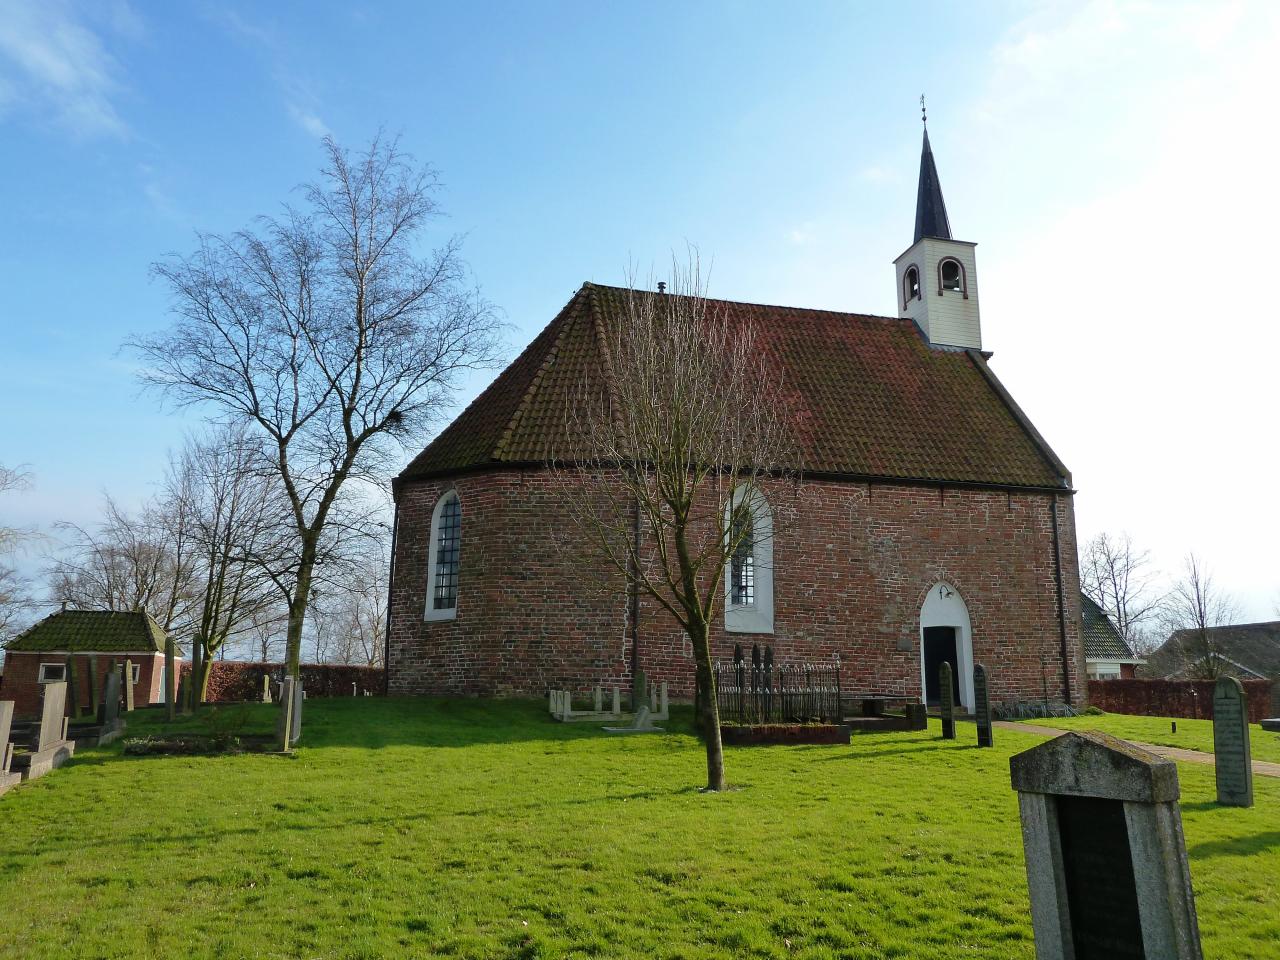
920,94,927,126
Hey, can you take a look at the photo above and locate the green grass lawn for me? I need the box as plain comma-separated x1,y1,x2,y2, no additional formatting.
1022,712,1280,765
1,699,1277,959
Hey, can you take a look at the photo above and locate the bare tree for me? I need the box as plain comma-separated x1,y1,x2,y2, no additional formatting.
1164,554,1240,679
1080,531,1164,655
0,465,33,643
311,544,387,666
167,427,284,703
132,134,502,685
553,262,799,792
49,495,199,635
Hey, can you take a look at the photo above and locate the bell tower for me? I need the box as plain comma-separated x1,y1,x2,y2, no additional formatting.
894,102,981,350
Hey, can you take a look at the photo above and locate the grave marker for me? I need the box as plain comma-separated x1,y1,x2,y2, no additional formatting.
275,677,303,749
0,701,19,796
611,686,621,716
122,661,135,712
593,686,602,713
36,681,68,752
101,670,122,728
939,661,955,740
65,656,80,718
87,655,100,718
1010,731,1202,960
973,663,992,748
263,675,273,703
1211,676,1252,807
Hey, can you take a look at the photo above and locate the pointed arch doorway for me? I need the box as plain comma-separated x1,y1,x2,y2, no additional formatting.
919,582,974,711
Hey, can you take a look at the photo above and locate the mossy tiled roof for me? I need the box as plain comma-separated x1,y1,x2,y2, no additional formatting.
6,610,168,654
1080,594,1138,661
398,283,1069,489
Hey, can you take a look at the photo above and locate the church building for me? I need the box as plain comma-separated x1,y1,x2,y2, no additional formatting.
386,125,1086,712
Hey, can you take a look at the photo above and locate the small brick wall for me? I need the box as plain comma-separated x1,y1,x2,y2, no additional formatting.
1087,678,1278,723
185,662,385,702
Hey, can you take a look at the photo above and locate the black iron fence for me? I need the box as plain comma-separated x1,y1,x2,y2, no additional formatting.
714,644,841,724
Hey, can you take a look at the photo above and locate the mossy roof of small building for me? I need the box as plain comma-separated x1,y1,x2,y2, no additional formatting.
5,610,169,654
397,283,1071,491
1080,594,1139,661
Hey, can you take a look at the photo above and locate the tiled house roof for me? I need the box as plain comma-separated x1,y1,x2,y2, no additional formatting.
1080,594,1139,661
1146,622,1280,680
398,283,1070,490
5,610,168,654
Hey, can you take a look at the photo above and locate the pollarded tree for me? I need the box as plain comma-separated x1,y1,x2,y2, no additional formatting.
554,261,800,792
132,135,502,689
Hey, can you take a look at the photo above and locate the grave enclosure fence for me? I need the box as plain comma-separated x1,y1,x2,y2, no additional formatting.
714,646,842,724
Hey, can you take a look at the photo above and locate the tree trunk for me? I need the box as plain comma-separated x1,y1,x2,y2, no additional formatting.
285,540,317,680
689,620,725,792
196,656,213,703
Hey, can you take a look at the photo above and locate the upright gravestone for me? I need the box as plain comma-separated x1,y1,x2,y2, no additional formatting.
101,669,122,729
939,661,956,740
122,661,135,712
36,680,69,753
593,686,602,713
262,674,272,703
611,686,621,716
973,663,993,748
1010,731,1202,960
1212,676,1253,807
0,701,19,796
65,656,80,718
87,655,100,719
276,676,296,750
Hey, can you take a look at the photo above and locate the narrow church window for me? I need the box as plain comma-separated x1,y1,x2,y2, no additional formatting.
904,265,921,306
425,490,462,620
725,487,774,633
940,258,963,293
730,511,755,606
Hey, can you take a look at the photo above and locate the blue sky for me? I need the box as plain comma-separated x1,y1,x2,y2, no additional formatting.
1,1,1278,619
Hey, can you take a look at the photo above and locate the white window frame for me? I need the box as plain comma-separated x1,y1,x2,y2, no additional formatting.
130,663,141,684
38,662,67,683
724,486,774,634
424,490,461,622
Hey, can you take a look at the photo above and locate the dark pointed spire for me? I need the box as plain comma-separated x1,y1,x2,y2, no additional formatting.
914,106,952,243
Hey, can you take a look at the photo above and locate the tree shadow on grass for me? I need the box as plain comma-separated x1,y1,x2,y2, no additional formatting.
811,741,975,761
1187,831,1280,859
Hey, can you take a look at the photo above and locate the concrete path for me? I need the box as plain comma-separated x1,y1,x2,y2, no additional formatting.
994,721,1280,779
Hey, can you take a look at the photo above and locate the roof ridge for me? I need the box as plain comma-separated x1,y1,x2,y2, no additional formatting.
582,281,908,324
493,286,590,461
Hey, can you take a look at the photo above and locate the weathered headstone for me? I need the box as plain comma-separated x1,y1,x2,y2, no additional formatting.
939,661,956,740
593,686,602,712
603,704,663,734
0,701,19,796
65,656,80,718
290,680,304,744
101,670,122,728
276,677,299,749
1011,731,1202,960
634,670,648,714
649,684,658,712
658,682,669,720
87,655,100,718
1212,676,1252,807
122,660,135,712
611,686,621,716
973,663,992,748
36,681,68,752
263,674,273,703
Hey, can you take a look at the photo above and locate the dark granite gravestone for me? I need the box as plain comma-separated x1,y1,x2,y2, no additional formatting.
1010,732,1202,960
939,661,956,740
65,656,80,718
1212,676,1252,807
0,701,19,796
87,655,100,718
973,663,992,748
101,670,122,728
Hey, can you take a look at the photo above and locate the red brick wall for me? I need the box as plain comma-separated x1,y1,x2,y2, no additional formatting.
1087,678,1277,723
0,652,170,719
388,469,1086,706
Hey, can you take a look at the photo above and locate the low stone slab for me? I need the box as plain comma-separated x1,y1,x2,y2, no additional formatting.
1262,718,1280,733
12,741,76,781
720,723,850,746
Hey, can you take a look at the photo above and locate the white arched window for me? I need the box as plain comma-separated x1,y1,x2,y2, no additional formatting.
903,265,921,307
424,490,462,621
724,487,774,634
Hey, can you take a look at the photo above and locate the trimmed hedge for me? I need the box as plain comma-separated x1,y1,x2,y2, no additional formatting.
181,661,385,702
1087,678,1276,723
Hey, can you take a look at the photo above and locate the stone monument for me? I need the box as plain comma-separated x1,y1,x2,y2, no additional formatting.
939,661,955,740
1212,676,1252,807
122,660,135,712
14,681,76,781
0,701,20,797
262,674,273,703
1010,731,1202,960
276,677,303,749
974,663,993,748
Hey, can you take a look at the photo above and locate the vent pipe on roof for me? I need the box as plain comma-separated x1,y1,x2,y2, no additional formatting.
657,282,667,294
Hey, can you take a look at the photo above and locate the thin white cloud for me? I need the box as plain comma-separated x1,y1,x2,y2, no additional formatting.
0,0,132,139
288,103,331,140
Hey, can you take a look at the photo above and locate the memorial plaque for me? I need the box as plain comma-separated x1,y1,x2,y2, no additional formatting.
1057,795,1145,959
973,663,992,748
938,661,955,740
1212,676,1253,807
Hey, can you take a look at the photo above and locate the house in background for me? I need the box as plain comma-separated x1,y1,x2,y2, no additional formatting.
1080,593,1144,679
1143,621,1280,680
0,610,177,718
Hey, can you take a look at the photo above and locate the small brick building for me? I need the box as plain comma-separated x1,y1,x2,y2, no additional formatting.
386,126,1087,710
1,610,176,718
